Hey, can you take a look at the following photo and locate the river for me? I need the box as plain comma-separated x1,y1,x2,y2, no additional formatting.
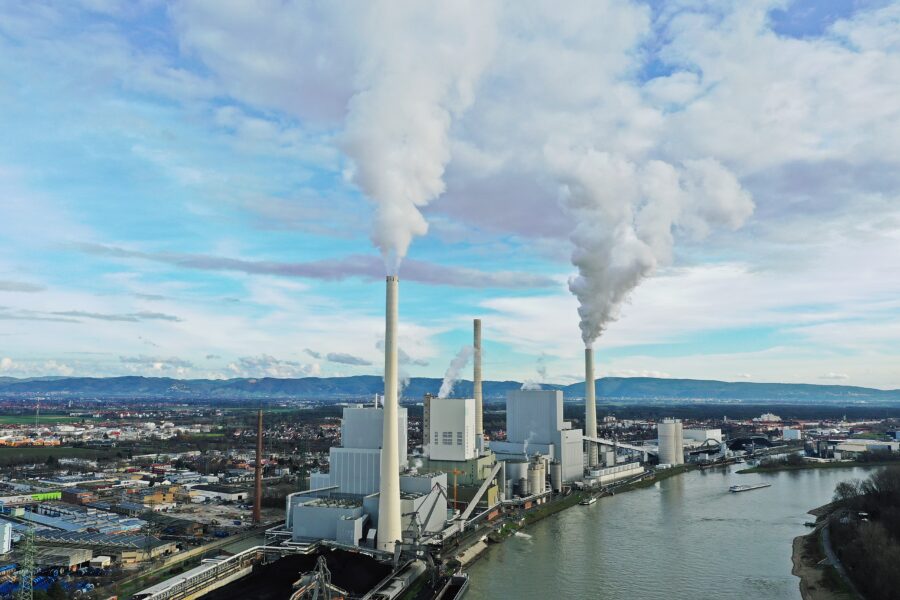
467,464,879,599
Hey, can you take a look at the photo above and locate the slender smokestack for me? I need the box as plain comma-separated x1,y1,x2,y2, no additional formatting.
377,275,402,552
253,409,263,524
585,347,598,467
473,318,483,451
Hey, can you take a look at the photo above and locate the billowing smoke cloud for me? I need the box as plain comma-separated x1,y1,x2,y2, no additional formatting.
438,345,473,399
552,149,754,347
341,1,498,273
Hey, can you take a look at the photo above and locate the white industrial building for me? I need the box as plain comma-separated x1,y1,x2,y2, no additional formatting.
289,404,448,548
0,522,11,554
427,397,477,462
310,405,408,496
783,427,803,441
657,419,685,466
491,390,584,483
683,429,722,444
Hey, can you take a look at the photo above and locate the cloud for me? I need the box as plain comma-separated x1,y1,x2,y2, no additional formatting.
0,357,13,372
227,354,320,378
0,280,45,292
76,242,556,289
119,355,194,370
205,354,220,360
326,352,371,366
0,308,79,323
51,310,182,322
304,348,322,359
375,339,429,367
608,369,672,379
819,372,850,381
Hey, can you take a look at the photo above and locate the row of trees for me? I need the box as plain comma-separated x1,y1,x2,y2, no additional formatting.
831,466,900,600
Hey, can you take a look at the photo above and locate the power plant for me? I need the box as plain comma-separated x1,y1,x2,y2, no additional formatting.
192,278,718,600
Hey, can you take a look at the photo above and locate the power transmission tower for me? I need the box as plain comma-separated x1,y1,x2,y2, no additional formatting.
17,523,35,600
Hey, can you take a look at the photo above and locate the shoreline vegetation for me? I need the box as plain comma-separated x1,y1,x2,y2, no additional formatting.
791,505,856,600
793,466,900,600
738,452,900,474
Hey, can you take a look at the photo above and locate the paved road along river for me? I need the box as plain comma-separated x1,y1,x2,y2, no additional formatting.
467,464,879,599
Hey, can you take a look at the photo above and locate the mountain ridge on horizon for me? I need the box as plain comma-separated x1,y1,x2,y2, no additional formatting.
0,374,897,403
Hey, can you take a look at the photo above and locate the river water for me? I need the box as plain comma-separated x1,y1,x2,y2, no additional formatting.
467,464,878,600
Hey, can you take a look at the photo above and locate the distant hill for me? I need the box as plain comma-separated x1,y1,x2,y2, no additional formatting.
0,375,897,404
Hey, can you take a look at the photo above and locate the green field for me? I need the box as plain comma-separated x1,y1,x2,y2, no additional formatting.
0,414,93,425
0,445,120,465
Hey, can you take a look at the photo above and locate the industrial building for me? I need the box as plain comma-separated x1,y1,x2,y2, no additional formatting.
286,394,446,548
420,394,501,509
657,419,685,466
424,396,477,462
492,389,584,484
309,405,408,496
783,427,803,441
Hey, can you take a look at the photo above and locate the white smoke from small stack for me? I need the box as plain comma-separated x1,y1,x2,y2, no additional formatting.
520,354,548,391
342,1,498,273
438,346,474,399
549,147,754,348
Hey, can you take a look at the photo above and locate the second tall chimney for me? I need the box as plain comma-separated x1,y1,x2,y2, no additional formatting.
377,275,402,552
253,409,263,524
473,318,483,452
585,347,599,467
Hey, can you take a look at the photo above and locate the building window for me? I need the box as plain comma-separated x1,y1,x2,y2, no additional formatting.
434,432,439,444
442,432,452,445
457,432,463,445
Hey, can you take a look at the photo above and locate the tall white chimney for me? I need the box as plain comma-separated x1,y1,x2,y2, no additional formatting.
585,347,599,467
473,318,483,452
377,275,402,552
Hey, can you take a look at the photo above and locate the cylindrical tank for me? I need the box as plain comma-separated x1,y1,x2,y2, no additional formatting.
498,461,507,500
658,418,684,466
518,477,529,497
528,462,544,496
506,460,528,482
549,462,562,492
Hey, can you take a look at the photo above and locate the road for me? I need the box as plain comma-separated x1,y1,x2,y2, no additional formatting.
822,513,865,599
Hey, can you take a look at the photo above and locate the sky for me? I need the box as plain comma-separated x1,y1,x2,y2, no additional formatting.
0,0,898,389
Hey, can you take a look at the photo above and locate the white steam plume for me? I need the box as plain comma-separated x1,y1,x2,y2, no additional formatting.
551,148,754,347
342,1,498,273
438,345,474,399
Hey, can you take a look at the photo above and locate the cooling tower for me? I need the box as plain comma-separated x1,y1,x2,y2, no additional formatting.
377,275,402,552
473,318,483,451
585,347,599,467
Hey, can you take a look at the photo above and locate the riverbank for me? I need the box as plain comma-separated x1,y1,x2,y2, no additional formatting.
791,506,856,600
739,458,899,474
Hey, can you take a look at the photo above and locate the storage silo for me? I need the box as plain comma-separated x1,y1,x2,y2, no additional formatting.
528,460,545,496
658,418,684,466
549,462,563,493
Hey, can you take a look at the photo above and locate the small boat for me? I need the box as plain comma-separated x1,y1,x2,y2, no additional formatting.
729,483,771,493
580,495,597,505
